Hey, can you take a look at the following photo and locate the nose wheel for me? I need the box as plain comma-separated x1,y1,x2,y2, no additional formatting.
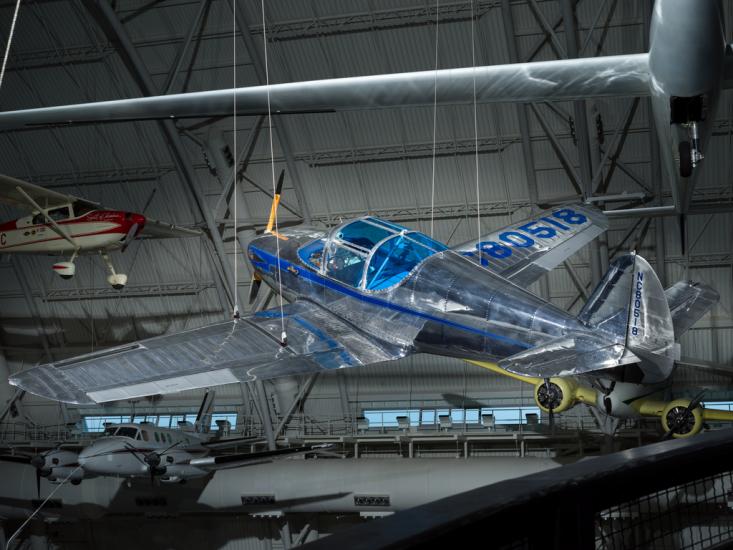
101,252,127,290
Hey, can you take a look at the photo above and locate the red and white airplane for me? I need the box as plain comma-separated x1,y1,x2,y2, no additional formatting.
0,174,201,289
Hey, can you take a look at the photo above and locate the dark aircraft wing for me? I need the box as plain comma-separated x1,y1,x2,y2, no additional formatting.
452,204,608,287
139,219,202,238
9,301,405,404
0,174,98,211
0,54,649,128
189,444,334,471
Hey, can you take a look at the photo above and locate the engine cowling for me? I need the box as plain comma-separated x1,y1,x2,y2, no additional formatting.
661,399,704,438
533,378,578,413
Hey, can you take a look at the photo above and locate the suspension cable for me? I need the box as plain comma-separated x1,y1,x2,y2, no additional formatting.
261,0,287,345
232,0,239,318
471,0,481,245
0,0,21,91
429,0,440,239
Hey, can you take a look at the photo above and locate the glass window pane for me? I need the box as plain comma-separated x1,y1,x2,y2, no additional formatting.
298,239,326,269
407,232,448,252
157,415,171,428
367,217,406,232
366,236,434,290
421,410,435,425
325,243,366,287
336,220,392,251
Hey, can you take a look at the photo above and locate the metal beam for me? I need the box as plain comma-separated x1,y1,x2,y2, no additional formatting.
161,0,209,95
84,0,235,311
10,259,52,361
273,374,318,438
561,0,602,286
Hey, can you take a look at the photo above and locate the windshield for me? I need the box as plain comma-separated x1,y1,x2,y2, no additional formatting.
115,427,139,439
302,217,447,290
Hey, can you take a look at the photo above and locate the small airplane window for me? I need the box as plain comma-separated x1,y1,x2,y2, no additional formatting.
142,430,149,442
166,433,172,443
104,426,118,436
116,427,138,439
154,432,160,443
366,234,436,291
47,206,70,221
298,239,325,270
325,243,367,288
32,214,45,225
337,219,391,251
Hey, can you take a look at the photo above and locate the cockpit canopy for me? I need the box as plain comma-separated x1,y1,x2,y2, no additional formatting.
103,425,141,439
298,217,447,291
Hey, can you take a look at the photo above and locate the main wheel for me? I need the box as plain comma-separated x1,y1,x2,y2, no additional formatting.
679,141,692,177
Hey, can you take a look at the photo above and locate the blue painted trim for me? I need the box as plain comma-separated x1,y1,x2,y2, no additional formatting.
249,245,530,350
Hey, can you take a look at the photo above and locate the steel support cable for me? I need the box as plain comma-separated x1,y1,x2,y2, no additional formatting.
0,0,21,90
429,0,440,238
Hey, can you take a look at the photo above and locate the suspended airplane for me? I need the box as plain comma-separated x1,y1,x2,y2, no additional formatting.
0,392,330,489
0,0,728,212
3,0,733,439
8,190,729,438
0,174,201,289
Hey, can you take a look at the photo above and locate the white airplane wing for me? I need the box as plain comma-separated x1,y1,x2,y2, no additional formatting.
452,204,608,287
0,54,650,127
0,174,98,211
9,301,406,404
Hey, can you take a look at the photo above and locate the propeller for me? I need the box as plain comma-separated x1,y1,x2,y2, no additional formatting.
120,223,139,253
265,170,286,234
543,379,555,432
661,390,706,440
125,441,181,485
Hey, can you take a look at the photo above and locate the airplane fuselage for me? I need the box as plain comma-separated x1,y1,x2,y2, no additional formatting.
248,225,591,368
0,209,145,254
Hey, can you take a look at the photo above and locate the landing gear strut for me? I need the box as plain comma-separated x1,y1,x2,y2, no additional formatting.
101,252,127,290
679,122,704,178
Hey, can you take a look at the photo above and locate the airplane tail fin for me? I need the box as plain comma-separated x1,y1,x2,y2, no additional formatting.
500,254,678,383
578,253,678,382
194,389,216,434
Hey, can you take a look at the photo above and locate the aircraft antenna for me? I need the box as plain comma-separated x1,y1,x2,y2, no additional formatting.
262,0,287,346
232,0,239,319
429,0,440,238
0,0,21,91
471,0,481,245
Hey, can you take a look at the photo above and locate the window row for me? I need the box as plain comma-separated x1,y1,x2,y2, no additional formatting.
363,406,542,428
82,412,237,433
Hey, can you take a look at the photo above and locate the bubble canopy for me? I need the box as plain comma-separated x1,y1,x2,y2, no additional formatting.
298,217,448,291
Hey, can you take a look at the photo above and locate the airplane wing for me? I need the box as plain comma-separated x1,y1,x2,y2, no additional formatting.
664,281,719,339
0,54,650,128
139,219,202,238
9,301,406,404
0,174,97,211
189,443,334,471
452,204,608,287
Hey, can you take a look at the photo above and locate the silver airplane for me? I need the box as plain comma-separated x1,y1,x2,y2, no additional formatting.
0,392,329,488
0,0,728,211
9,195,725,438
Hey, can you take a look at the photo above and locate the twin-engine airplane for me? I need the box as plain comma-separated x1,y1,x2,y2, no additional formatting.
0,174,200,288
0,392,330,489
9,200,729,438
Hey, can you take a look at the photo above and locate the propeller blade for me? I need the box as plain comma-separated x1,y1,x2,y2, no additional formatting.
120,223,139,253
248,275,262,305
265,170,286,234
36,467,41,499
141,188,157,215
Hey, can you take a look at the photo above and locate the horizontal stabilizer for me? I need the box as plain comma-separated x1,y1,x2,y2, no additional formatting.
498,334,637,379
665,281,719,338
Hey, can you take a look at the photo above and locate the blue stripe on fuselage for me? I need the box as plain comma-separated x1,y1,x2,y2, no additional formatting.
249,245,530,350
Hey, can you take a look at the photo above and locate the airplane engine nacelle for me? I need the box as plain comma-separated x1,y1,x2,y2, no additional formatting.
52,261,75,279
46,466,84,484
159,464,206,482
533,378,578,414
661,399,704,439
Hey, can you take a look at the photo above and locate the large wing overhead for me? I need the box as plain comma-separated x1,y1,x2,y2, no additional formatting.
0,174,95,211
9,301,404,405
0,54,649,128
453,204,608,287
